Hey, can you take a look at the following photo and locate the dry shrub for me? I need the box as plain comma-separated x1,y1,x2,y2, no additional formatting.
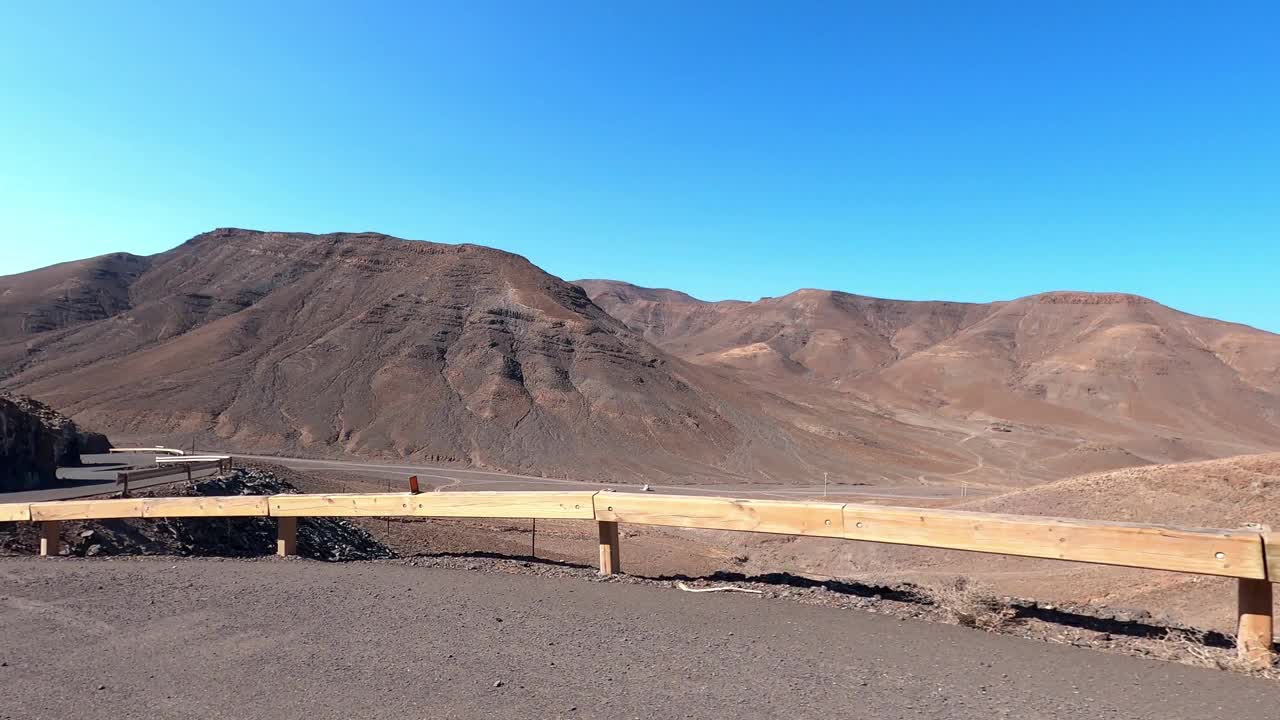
925,577,1011,630
1146,629,1279,678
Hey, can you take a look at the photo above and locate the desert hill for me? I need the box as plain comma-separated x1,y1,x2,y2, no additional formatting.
0,252,149,339
1,232,1278,488
0,230,782,481
5,231,966,485
583,280,1280,484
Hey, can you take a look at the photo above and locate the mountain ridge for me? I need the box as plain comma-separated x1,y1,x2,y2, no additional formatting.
582,277,1280,480
2,230,1278,487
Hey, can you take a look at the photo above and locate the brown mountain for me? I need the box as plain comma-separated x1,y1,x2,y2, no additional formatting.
2,233,1277,489
0,230,791,482
582,280,1280,485
0,252,150,338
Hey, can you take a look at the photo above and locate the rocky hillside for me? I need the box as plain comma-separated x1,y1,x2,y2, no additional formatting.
584,280,1280,483
0,252,150,340
0,230,822,483
3,231,1278,488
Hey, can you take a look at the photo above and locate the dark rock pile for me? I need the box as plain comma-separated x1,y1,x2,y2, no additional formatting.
3,467,392,561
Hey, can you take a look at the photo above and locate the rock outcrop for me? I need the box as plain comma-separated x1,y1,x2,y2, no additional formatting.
0,393,111,491
0,395,58,491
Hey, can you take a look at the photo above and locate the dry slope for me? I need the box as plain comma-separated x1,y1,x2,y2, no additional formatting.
4,234,1278,489
0,230,772,482
582,280,1280,484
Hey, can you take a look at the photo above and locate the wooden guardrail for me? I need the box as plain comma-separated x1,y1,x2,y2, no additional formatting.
0,490,1274,667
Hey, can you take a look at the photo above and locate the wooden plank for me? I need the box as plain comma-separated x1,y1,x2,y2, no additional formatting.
842,503,1267,579
141,496,269,518
268,494,416,517
598,521,620,575
594,494,845,537
1237,578,1275,668
22,492,596,521
39,521,60,557
29,498,146,521
277,517,298,557
410,492,597,519
1264,532,1280,582
0,503,30,522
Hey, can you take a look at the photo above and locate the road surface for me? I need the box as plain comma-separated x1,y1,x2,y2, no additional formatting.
0,454,224,504
2,451,988,505
237,452,981,503
0,556,1274,719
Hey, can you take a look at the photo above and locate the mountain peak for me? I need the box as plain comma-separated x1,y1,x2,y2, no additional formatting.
1021,291,1156,306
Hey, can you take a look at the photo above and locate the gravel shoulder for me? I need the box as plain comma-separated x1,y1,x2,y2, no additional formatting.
2,556,1276,720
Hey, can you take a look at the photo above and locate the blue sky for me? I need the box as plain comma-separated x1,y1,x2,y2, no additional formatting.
2,2,1277,331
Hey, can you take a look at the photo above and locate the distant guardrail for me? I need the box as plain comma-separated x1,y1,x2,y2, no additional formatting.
115,457,234,495
1,490,1273,667
109,447,186,456
155,455,231,465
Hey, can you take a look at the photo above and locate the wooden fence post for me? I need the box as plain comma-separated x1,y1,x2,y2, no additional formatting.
1237,578,1275,668
597,521,620,575
39,521,61,557
277,517,298,557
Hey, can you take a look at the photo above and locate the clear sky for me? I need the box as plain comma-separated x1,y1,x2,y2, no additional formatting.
2,2,1277,331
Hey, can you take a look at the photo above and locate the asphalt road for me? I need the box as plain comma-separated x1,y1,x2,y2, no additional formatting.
2,451,985,505
236,452,979,503
1,454,224,504
1,557,1274,720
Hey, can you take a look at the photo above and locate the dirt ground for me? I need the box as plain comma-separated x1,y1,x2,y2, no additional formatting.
4,463,1272,680
3,556,1278,720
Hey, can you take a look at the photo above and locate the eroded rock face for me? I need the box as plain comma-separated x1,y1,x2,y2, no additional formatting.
0,393,111,491
0,395,58,491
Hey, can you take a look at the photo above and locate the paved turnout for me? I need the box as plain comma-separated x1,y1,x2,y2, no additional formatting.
1,454,224,504
236,452,979,503
0,557,1275,720
2,451,986,505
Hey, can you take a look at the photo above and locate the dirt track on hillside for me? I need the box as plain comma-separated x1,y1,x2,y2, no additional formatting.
2,557,1276,719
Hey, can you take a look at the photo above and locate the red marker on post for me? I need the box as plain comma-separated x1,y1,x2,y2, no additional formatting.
408,475,420,494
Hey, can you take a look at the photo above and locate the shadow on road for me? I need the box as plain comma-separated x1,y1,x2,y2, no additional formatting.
1010,603,1235,648
407,549,591,571
653,569,922,603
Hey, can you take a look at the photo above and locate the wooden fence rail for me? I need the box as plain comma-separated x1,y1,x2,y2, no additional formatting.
1,490,1274,667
